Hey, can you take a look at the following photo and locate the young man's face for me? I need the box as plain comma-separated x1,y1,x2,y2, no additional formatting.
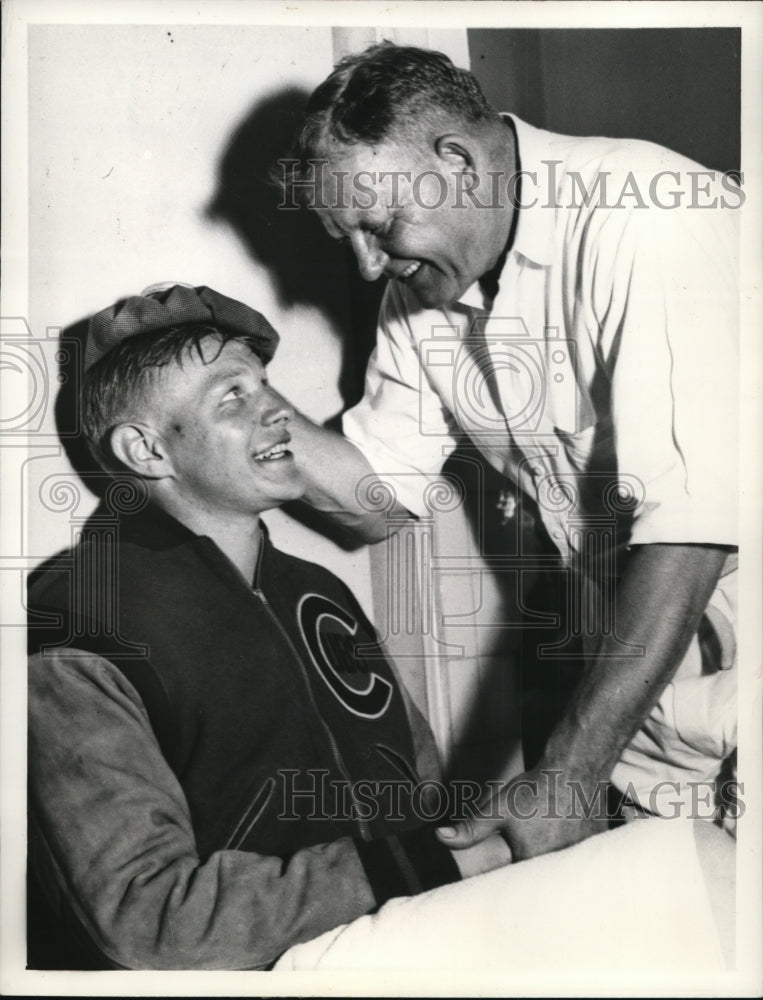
314,138,508,309
150,337,304,520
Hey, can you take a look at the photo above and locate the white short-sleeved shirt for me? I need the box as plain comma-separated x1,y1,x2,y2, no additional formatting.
343,115,740,564
342,115,740,801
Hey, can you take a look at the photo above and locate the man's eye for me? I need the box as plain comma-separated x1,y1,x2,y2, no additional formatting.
221,384,243,403
371,221,393,244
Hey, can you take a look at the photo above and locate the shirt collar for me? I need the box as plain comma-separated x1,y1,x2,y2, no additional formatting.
456,113,558,308
504,114,558,267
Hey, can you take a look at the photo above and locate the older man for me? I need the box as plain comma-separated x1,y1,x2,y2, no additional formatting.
287,43,739,860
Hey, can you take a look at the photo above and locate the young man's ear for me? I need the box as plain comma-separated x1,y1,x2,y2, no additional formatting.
109,423,172,479
434,134,474,173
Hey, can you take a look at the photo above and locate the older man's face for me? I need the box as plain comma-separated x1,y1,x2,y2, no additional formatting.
314,138,509,309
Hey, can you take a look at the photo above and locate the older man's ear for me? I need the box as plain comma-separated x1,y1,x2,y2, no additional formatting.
110,423,173,480
434,133,475,172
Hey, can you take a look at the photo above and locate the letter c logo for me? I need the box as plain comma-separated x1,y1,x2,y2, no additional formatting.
297,594,393,719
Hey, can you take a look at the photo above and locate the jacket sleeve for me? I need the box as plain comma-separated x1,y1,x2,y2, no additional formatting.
28,648,377,970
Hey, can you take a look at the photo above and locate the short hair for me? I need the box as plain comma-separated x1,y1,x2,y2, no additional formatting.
80,324,266,472
291,41,497,174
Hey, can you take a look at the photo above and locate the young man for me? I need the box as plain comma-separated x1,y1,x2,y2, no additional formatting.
27,283,501,970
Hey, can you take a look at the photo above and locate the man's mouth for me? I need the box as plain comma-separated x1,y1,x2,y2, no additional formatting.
253,441,292,462
396,261,422,281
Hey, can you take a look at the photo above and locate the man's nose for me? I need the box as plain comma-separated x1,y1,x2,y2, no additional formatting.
350,231,388,282
260,388,293,426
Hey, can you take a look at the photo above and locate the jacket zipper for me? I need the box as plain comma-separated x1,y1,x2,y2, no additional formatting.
251,583,372,841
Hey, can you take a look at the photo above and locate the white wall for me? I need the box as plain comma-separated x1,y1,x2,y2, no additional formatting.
26,23,375,612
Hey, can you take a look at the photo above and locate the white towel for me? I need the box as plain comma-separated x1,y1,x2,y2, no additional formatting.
275,818,725,973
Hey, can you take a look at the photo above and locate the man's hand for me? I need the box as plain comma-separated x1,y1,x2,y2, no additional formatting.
437,766,610,862
448,832,514,878
439,545,730,863
288,410,412,544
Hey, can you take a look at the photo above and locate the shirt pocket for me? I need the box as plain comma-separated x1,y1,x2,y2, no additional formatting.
554,423,597,472
555,411,618,473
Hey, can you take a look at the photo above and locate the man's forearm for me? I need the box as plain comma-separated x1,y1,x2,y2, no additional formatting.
290,410,411,543
541,543,730,783
436,542,733,858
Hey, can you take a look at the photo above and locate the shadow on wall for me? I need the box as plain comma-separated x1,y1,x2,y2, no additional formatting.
27,316,122,586
55,316,106,497
206,86,385,414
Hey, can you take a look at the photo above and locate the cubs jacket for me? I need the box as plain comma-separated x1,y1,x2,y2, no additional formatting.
27,501,459,970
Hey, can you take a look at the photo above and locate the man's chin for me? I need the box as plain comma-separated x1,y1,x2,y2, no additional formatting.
273,477,307,508
252,486,305,520
410,275,468,310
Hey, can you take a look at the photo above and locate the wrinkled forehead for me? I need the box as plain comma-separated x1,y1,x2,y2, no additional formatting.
311,137,428,207
313,152,447,240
